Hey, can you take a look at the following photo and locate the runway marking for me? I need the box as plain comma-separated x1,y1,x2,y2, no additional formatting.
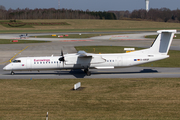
6,46,29,63
0,61,9,64
60,40,93,42
117,39,149,40
111,35,129,37
109,35,129,40
11,37,29,39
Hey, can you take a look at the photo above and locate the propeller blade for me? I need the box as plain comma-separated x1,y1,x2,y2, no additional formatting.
59,49,65,67
61,49,63,56
59,49,64,61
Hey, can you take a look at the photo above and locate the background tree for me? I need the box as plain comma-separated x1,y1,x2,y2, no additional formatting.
0,5,6,19
0,6,180,23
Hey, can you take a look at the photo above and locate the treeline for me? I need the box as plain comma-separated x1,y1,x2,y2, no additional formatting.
1,5,180,23
0,5,116,20
111,8,180,23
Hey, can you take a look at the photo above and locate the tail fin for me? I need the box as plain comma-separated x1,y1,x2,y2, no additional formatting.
149,30,176,54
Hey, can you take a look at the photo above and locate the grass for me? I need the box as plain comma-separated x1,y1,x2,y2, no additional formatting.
0,20,34,28
1,78,180,120
31,33,117,38
75,46,180,67
139,50,180,67
1,19,180,33
0,20,69,28
0,39,50,44
145,34,180,39
75,46,142,53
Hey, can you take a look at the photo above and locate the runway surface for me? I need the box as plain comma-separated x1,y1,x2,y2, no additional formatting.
1,31,180,79
1,65,180,79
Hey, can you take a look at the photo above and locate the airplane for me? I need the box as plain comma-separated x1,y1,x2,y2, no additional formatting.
19,34,28,39
3,30,176,76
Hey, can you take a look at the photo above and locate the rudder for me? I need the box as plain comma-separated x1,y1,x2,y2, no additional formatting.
149,30,176,54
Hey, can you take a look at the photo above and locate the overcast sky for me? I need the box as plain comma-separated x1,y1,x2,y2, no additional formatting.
1,0,180,11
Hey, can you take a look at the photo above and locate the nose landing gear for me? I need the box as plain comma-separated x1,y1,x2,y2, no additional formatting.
11,71,15,75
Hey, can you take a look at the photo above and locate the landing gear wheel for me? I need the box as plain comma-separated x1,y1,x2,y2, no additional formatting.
86,71,91,76
11,71,15,75
84,69,91,76
84,69,87,73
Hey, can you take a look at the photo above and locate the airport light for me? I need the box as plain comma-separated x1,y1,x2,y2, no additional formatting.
58,0,60,9
145,0,149,12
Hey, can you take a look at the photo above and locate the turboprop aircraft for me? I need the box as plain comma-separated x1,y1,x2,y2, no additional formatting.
3,30,176,76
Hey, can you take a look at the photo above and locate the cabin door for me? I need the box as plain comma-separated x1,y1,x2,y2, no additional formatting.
26,58,32,69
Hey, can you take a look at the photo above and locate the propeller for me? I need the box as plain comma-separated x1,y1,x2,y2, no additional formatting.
59,49,65,67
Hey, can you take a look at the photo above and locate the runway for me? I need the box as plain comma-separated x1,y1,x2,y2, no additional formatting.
1,31,180,79
1,65,180,79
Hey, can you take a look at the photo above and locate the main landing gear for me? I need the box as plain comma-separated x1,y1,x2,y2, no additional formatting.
11,71,15,75
84,68,91,76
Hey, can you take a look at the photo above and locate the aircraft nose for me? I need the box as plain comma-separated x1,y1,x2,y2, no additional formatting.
3,66,7,70
3,64,11,71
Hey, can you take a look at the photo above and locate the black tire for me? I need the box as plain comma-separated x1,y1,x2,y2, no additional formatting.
11,71,14,75
86,71,91,76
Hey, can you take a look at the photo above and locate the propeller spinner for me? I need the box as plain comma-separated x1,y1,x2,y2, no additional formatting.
59,50,65,67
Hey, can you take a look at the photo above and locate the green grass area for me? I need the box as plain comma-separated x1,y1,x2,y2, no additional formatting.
0,28,180,34
0,20,69,28
75,46,180,67
1,78,180,120
0,20,34,28
145,34,180,39
139,50,180,67
75,46,142,53
1,19,180,33
0,39,50,44
32,33,117,38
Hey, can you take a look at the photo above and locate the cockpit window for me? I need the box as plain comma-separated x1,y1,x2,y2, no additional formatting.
12,60,21,63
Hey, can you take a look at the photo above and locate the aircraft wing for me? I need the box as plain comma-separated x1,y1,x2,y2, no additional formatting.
76,51,105,64
77,51,92,57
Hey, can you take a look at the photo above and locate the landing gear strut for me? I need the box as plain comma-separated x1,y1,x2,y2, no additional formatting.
84,68,91,76
11,71,15,75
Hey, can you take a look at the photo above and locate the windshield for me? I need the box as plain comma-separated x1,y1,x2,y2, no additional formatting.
12,60,21,63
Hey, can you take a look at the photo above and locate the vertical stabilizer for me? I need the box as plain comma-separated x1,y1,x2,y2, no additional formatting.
149,30,176,54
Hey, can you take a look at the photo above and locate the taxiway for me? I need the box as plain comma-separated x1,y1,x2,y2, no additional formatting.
1,31,180,79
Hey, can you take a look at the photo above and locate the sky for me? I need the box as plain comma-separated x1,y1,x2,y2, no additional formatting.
1,0,180,11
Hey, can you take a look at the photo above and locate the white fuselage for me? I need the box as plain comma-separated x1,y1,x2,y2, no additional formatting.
3,30,176,74
3,52,169,71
